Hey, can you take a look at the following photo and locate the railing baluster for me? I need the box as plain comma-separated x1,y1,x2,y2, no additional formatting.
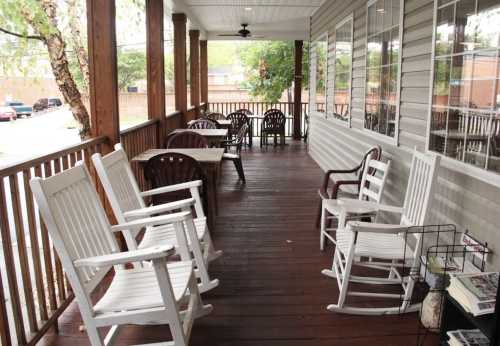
0,264,11,346
9,174,38,333
40,163,57,313
24,168,49,323
51,160,66,303
0,179,27,345
0,136,107,345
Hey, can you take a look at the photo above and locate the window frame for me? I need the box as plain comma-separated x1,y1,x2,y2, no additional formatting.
362,0,404,145
425,0,500,188
330,13,354,127
311,32,329,116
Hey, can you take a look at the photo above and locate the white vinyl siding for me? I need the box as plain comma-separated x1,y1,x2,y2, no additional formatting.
309,0,500,269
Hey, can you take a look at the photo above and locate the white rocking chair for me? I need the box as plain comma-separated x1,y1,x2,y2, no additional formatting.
92,144,220,293
30,163,212,346
326,150,440,315
319,157,391,251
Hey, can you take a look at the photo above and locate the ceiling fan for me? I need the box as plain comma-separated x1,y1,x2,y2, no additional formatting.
217,24,264,39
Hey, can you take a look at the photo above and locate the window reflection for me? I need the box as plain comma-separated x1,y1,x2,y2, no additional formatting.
365,0,400,137
315,38,328,113
430,0,500,174
436,4,454,56
333,18,353,121
488,113,500,173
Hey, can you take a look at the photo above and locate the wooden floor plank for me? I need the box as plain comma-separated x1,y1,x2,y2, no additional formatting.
39,140,437,346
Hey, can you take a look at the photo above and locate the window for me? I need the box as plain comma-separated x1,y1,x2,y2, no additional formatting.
333,16,353,122
312,34,328,113
364,0,401,138
429,0,500,174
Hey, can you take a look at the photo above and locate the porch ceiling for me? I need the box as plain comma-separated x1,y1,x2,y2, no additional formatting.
171,0,325,40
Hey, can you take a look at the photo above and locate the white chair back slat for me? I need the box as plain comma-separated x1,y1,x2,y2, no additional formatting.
30,163,120,309
56,184,98,281
92,145,148,246
401,150,440,227
409,159,423,224
358,158,391,204
364,174,383,188
94,146,145,219
367,159,387,172
74,180,115,255
414,162,430,224
361,188,379,201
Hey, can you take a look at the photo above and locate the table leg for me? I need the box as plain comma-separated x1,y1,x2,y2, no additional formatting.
205,165,219,231
248,119,253,147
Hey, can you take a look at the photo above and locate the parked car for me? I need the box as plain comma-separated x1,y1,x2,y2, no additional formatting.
0,106,17,121
4,101,33,118
33,97,63,112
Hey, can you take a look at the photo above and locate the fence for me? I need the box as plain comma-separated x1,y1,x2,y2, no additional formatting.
207,101,314,137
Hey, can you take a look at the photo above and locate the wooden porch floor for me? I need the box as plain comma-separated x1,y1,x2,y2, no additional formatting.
40,140,437,346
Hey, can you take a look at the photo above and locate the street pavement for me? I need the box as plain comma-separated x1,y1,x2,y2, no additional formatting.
0,107,80,168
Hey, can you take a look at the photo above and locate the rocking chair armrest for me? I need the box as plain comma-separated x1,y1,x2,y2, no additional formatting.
123,198,195,219
347,221,409,234
337,198,404,214
319,180,359,200
321,167,361,190
74,245,175,268
140,180,202,197
111,211,192,232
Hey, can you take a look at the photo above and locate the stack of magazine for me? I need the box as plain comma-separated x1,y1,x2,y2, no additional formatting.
447,272,499,316
420,255,479,288
447,329,489,346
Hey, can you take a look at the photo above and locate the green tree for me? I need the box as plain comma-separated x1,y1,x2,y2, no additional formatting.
238,41,310,103
117,49,146,91
208,41,242,68
0,0,91,138
0,0,144,138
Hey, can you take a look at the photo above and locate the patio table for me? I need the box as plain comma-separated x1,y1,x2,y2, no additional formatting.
132,148,225,231
170,128,228,147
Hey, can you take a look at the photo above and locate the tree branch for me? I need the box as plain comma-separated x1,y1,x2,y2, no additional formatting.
0,27,43,40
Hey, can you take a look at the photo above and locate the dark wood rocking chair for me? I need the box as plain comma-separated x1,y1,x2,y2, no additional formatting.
260,109,286,147
315,145,382,228
165,131,209,149
221,123,248,183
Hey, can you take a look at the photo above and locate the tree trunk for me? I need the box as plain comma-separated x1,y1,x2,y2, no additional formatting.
66,0,89,92
22,0,91,139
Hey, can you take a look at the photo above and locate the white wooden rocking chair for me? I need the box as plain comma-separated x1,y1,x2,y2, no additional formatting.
326,150,440,315
319,157,391,251
30,163,212,346
92,144,220,293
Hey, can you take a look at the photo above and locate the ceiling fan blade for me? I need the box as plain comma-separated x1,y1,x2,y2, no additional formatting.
217,34,242,37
